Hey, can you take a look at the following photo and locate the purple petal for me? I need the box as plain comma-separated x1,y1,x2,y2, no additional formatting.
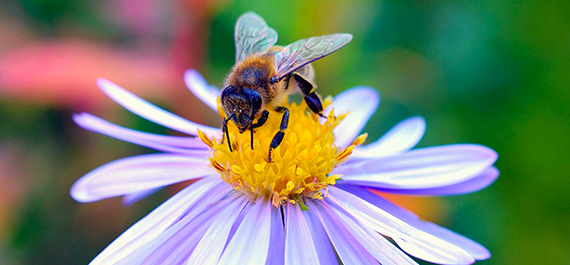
97,78,221,137
73,113,208,154
371,166,499,196
128,194,246,265
325,87,379,148
328,202,418,264
327,187,475,264
71,154,215,202
266,205,285,265
88,177,222,265
284,203,321,264
339,184,490,260
223,203,247,252
352,116,425,160
187,197,253,264
335,144,497,189
129,210,215,264
122,187,160,206
218,199,272,265
303,207,338,265
309,200,379,264
74,113,207,148
184,69,220,112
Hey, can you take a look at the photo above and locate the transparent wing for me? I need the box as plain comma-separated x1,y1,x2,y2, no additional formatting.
234,12,278,62
273,33,352,80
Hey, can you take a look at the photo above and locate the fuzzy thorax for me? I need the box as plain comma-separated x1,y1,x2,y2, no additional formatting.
198,98,366,207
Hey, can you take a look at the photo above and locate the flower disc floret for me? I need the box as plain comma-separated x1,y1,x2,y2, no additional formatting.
199,99,365,206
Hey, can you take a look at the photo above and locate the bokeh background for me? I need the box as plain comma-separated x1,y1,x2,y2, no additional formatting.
1,0,568,264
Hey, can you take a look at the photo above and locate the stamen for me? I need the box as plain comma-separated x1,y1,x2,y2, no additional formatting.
203,99,360,207
352,133,368,146
335,133,368,165
209,158,226,172
197,130,214,148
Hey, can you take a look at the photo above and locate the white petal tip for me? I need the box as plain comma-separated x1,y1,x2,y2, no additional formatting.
345,86,380,102
474,248,491,260
96,78,126,99
409,115,426,126
70,181,93,203
183,69,220,112
184,68,207,86
71,113,106,133
184,69,195,82
71,113,83,123
474,144,499,163
453,144,498,164
96,78,114,90
71,112,90,124
184,68,199,79
404,116,426,142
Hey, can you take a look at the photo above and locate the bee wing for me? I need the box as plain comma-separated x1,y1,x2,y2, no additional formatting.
234,12,278,62
273,33,352,81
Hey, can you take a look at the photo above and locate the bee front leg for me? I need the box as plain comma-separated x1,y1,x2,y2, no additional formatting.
245,110,270,150
292,73,324,117
253,110,269,128
304,92,325,118
268,107,289,163
223,117,232,152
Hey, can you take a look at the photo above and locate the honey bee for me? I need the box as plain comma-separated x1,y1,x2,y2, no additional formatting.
221,11,352,162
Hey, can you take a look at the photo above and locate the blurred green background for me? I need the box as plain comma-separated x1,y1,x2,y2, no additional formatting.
0,0,568,264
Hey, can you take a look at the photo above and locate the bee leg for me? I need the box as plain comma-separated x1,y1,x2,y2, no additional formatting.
250,122,254,150
304,92,325,118
292,73,324,117
243,111,269,150
223,116,232,152
268,107,289,163
238,116,256,150
253,110,269,128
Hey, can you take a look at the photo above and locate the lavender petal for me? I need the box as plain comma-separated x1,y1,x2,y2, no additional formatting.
335,144,497,189
325,87,379,148
184,69,220,112
186,197,252,264
120,193,245,265
303,206,338,265
88,177,222,265
122,187,161,206
309,200,379,264
97,78,221,137
284,203,321,265
369,166,499,196
218,198,272,265
351,116,425,160
329,202,418,264
339,184,490,260
265,205,285,265
73,113,208,154
328,187,474,264
71,154,215,202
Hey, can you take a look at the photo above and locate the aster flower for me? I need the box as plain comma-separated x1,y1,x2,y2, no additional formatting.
71,69,498,264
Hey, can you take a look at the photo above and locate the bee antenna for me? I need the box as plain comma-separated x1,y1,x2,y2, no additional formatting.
224,114,235,152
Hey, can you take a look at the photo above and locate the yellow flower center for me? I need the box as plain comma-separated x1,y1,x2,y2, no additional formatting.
198,98,366,207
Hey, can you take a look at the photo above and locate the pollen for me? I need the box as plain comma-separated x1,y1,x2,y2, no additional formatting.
200,98,366,207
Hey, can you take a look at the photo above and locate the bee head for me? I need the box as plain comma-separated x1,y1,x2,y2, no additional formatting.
221,85,263,133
